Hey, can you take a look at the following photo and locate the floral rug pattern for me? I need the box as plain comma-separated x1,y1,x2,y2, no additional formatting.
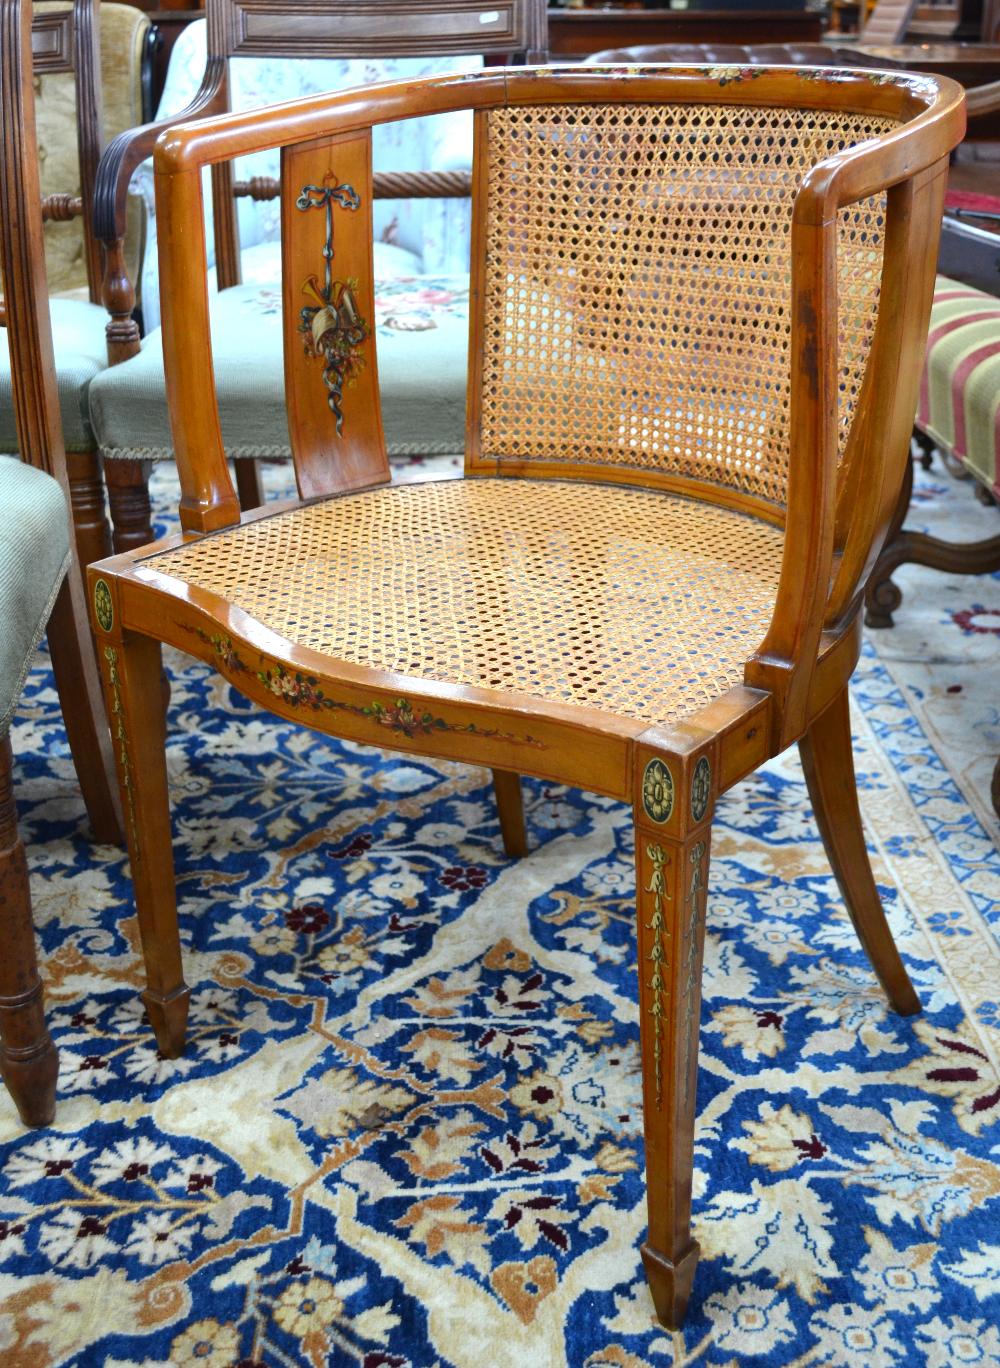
0,457,997,1367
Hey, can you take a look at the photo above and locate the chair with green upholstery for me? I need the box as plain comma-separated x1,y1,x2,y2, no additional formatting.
89,0,547,551
0,0,149,568
1,0,122,1126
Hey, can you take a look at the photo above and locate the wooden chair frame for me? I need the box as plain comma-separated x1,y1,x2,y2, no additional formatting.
87,64,964,1327
92,0,548,548
1,0,123,1126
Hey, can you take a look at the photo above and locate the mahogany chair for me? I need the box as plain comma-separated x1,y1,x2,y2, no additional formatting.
88,64,964,1326
0,0,123,1125
90,0,548,554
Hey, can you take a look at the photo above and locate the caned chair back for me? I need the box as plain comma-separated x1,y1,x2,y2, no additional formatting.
152,66,963,734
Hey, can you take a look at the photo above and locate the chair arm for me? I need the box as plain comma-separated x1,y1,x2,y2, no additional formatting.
966,77,1000,120
92,58,226,247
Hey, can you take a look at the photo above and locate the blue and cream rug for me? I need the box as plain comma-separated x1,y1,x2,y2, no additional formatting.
1,456,997,1367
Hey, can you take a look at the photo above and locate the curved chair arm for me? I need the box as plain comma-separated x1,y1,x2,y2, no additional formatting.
93,58,227,363
92,57,227,245
966,76,1000,119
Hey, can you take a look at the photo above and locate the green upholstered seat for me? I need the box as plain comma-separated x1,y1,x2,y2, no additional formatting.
0,300,108,455
88,277,470,463
0,457,71,733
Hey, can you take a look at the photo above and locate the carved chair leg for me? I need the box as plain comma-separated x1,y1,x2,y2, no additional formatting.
65,451,112,567
96,626,188,1057
800,687,920,1017
491,769,528,857
865,452,913,630
634,753,712,1330
913,426,935,470
233,458,264,511
0,736,58,1127
105,458,155,554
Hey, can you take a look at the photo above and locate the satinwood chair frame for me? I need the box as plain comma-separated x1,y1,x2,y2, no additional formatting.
87,64,965,1327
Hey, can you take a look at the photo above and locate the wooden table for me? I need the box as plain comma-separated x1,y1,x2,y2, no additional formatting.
853,40,1000,85
546,6,824,57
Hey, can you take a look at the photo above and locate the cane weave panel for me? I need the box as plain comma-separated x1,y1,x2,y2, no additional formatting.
478,103,895,503
154,479,784,727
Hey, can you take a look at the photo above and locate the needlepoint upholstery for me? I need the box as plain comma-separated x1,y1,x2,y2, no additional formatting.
150,479,785,727
89,277,471,461
477,102,893,503
0,299,108,453
918,275,1000,492
0,458,70,733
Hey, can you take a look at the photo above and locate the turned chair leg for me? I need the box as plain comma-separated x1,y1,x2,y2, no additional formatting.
799,687,920,1016
492,769,528,857
634,750,713,1329
96,625,188,1056
105,458,155,554
0,737,58,1127
65,451,112,568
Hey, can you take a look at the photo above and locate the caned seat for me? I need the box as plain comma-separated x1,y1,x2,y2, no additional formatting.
88,65,965,1332
150,479,786,727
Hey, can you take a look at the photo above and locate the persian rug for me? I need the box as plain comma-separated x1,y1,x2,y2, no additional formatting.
0,456,997,1368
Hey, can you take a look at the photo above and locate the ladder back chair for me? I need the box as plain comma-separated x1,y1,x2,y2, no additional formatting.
88,64,965,1327
90,0,548,551
0,0,123,1125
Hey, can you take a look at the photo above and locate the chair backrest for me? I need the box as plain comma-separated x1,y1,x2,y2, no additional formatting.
34,1,149,298
150,65,963,741
202,0,547,286
862,0,920,42
27,0,104,301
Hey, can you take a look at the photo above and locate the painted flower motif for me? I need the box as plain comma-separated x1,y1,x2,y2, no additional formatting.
273,1276,345,1336
438,865,488,892
809,1304,903,1368
703,1282,797,1357
917,1315,1000,1367
170,1318,241,1367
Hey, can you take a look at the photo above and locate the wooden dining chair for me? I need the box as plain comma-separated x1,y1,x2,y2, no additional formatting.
87,63,964,1326
1,0,123,1125
1,0,149,571
90,0,548,555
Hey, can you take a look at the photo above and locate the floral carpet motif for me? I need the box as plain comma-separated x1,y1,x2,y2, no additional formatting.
0,458,997,1367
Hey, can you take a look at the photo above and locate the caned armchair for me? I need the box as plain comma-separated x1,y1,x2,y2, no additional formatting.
88,64,964,1327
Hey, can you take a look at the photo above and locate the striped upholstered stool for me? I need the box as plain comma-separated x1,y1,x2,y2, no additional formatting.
918,276,1000,497
864,273,1000,635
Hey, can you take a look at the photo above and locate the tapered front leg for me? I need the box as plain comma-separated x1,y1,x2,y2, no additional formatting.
491,769,528,857
634,746,714,1329
91,582,188,1057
